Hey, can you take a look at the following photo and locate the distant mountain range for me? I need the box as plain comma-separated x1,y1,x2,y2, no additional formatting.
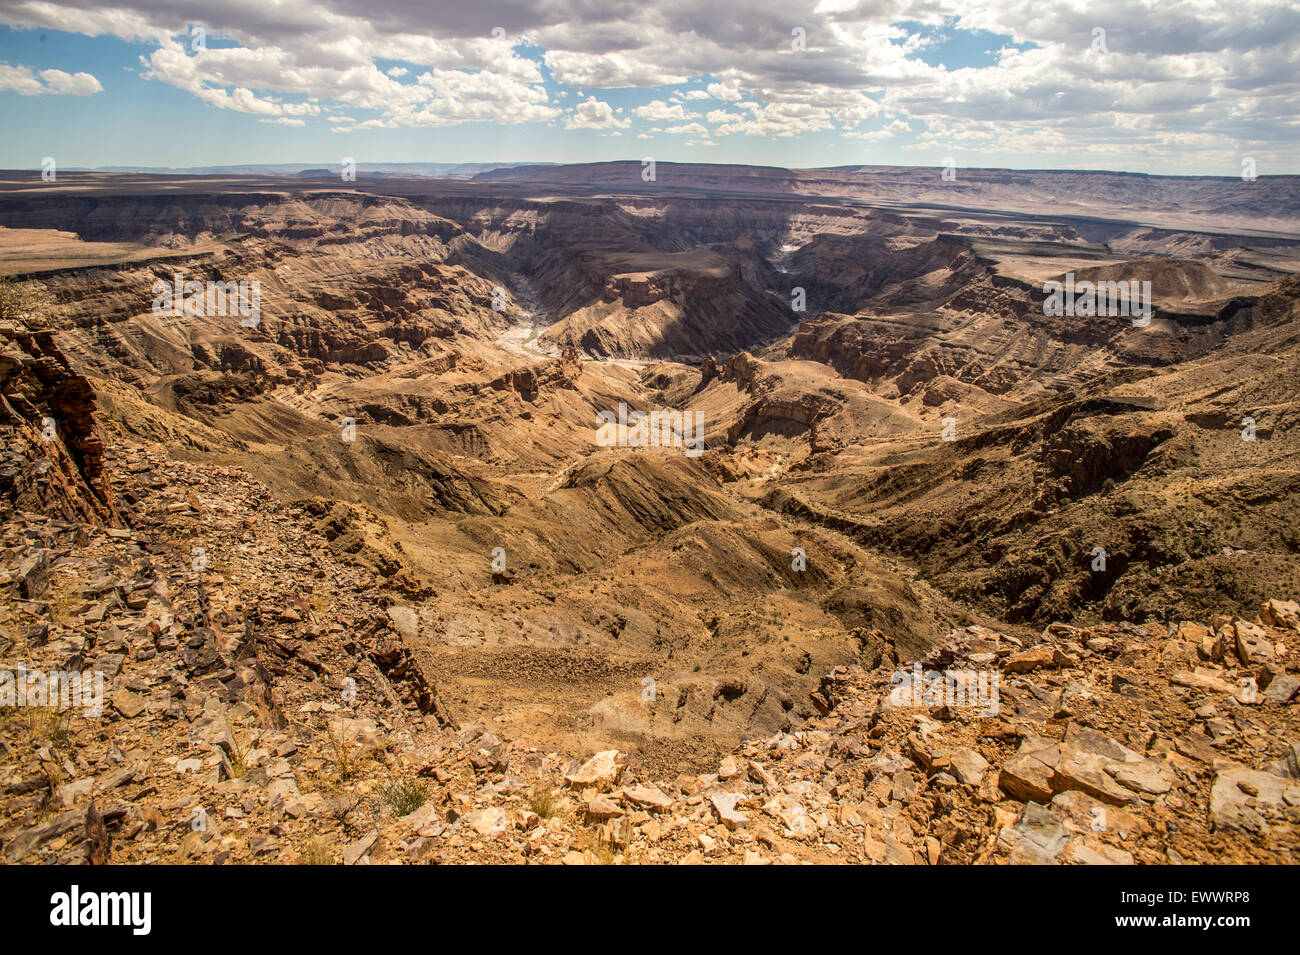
69,161,555,179
474,160,1300,236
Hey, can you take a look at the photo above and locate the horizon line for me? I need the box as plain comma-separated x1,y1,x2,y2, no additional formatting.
8,159,1299,181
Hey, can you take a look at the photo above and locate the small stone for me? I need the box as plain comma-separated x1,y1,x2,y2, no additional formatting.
1233,621,1275,665
622,784,673,812
16,551,49,599
342,830,379,865
466,808,509,836
56,777,94,808
948,747,989,786
1171,669,1237,694
890,770,918,803
1002,801,1068,864
1263,673,1299,704
710,792,749,831
1108,760,1175,796
1210,768,1290,833
1259,599,1300,631
999,738,1059,803
585,794,624,821
110,691,147,719
1062,839,1135,865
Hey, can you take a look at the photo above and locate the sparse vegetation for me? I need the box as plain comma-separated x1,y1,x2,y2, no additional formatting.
318,720,369,779
526,784,560,819
9,706,75,750
221,729,254,779
301,839,336,865
0,276,59,326
576,827,624,865
379,778,429,816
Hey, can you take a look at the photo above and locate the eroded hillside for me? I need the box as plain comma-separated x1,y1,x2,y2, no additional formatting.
1,166,1298,863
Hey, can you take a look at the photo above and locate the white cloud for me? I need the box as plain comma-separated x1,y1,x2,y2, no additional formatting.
0,63,44,95
39,68,103,95
544,50,690,88
712,101,837,138
0,0,1295,165
134,35,556,127
564,95,630,130
0,63,102,95
635,99,693,122
705,75,744,100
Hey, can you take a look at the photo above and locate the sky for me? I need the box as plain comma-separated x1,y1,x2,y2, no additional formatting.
0,0,1297,176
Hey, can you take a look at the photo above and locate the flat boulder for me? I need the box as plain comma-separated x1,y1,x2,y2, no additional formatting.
1209,768,1299,834
564,750,621,790
1004,646,1073,674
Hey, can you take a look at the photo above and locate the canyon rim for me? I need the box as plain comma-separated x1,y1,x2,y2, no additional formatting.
0,0,1297,915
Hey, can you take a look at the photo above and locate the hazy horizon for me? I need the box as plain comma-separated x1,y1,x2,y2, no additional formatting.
8,159,1300,181
2,1,1298,176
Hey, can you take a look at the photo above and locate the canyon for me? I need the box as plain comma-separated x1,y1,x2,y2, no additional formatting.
1,161,1298,864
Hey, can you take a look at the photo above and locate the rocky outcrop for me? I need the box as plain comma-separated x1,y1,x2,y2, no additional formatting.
718,352,841,446
488,346,581,402
599,262,746,310
0,320,115,524
786,234,983,315
725,397,837,446
1035,416,1174,499
0,447,460,864
538,246,794,359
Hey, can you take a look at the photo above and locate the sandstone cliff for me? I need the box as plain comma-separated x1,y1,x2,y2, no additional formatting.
0,309,115,525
